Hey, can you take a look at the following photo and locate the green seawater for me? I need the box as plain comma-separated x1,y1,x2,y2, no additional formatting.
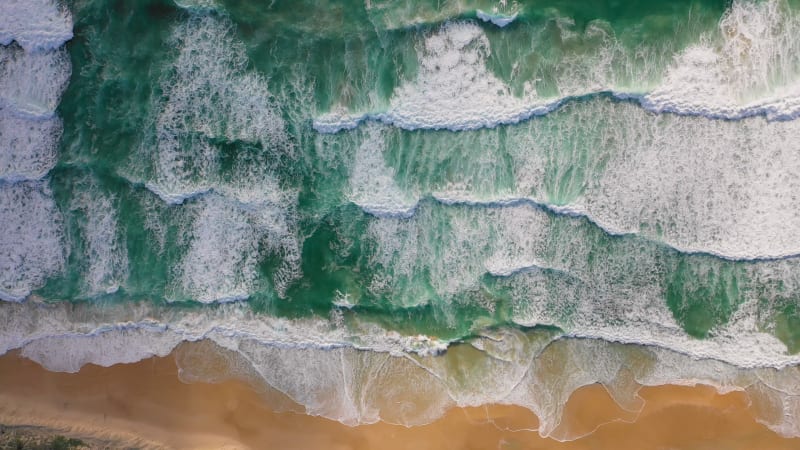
11,0,800,352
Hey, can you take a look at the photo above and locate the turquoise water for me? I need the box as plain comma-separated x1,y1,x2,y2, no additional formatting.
4,0,800,438
34,0,797,339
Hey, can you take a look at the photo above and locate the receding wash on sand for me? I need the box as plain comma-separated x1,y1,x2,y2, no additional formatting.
2,0,800,448
2,350,800,450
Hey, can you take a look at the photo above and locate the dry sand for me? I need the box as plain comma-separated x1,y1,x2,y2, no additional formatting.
0,349,798,450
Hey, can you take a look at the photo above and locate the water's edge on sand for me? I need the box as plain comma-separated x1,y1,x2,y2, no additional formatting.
0,347,798,450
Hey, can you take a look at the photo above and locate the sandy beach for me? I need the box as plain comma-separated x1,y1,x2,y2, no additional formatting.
0,346,798,450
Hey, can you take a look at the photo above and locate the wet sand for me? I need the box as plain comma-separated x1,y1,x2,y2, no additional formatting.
0,349,798,450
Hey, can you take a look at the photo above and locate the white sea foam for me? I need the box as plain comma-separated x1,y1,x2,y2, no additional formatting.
0,301,449,372
310,17,620,133
135,15,302,302
360,201,800,432
0,44,70,181
505,258,800,372
0,45,71,118
518,100,800,261
0,182,65,302
174,193,300,303
0,0,73,52
348,125,418,217
141,14,291,205
365,203,566,304
341,91,800,261
69,179,129,296
361,198,800,369
316,0,800,133
0,301,455,425
0,1,71,302
643,0,800,120
1,300,800,438
314,22,549,133
0,42,70,183
176,195,268,303
0,109,62,182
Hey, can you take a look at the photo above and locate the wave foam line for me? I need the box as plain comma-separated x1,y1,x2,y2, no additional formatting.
3,299,798,374
353,192,800,263
314,88,800,134
316,1,800,133
0,301,449,373
3,301,800,438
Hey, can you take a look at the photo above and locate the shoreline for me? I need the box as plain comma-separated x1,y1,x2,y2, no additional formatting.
1,348,798,450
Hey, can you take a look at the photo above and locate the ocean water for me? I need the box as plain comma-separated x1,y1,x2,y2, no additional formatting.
4,0,800,441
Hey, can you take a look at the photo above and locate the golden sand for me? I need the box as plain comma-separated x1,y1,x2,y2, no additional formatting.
0,350,798,450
